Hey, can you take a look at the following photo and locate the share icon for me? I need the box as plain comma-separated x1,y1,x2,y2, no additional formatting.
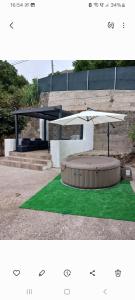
90,270,96,276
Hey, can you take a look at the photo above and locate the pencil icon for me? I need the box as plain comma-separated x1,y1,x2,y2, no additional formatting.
39,270,45,277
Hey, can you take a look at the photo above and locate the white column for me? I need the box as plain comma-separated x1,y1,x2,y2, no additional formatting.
50,140,61,168
39,119,49,141
39,119,44,140
83,123,94,150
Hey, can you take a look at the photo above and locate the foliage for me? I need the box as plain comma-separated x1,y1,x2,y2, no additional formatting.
20,78,39,106
48,71,61,76
72,60,135,72
0,60,28,91
0,61,39,143
128,125,135,142
0,109,26,138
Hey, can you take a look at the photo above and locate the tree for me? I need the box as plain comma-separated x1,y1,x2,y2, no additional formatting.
48,71,61,76
20,78,39,106
0,60,28,91
0,61,39,155
72,60,116,71
116,60,135,67
72,60,135,71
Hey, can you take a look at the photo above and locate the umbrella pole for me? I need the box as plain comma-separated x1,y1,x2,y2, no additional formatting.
107,123,110,157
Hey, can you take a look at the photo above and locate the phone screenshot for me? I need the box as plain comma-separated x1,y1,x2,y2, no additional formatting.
0,0,135,299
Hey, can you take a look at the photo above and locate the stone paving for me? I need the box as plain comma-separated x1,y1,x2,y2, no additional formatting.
0,165,135,240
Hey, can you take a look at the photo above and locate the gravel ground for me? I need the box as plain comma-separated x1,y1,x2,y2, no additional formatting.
0,165,135,240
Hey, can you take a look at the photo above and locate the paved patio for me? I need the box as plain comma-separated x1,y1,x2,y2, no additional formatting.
0,165,135,240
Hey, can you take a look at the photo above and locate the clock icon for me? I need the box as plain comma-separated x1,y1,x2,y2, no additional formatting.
64,269,71,277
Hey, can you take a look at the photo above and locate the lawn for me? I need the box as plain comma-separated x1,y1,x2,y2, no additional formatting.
20,176,135,222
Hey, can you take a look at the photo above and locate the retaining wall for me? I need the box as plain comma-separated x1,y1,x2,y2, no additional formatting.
40,90,135,152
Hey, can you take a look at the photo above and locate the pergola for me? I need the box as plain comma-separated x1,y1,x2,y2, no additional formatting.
12,105,70,151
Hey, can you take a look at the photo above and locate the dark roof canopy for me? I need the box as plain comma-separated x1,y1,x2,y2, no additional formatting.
12,105,70,120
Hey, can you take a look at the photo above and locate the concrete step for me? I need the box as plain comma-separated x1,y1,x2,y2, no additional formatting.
0,158,52,171
9,150,51,160
6,156,49,165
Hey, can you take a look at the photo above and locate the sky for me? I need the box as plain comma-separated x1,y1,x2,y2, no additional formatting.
8,60,73,82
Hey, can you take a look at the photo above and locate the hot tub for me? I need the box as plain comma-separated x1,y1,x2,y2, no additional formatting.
61,155,121,189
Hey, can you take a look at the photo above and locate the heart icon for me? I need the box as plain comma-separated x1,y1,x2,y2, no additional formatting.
13,270,20,277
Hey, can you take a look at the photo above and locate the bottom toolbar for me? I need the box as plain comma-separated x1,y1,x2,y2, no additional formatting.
0,240,134,299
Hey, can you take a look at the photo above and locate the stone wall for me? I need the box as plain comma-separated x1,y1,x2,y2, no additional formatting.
49,124,82,140
40,90,135,152
94,111,134,152
40,90,135,112
22,117,82,141
21,118,40,139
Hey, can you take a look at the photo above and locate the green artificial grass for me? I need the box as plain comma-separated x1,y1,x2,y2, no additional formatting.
20,176,135,222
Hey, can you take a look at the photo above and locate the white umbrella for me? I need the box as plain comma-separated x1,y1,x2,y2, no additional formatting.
51,110,126,126
50,110,126,156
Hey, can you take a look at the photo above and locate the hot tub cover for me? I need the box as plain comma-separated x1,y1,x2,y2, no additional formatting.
61,156,120,171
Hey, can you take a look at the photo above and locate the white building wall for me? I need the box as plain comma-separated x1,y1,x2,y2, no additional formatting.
4,139,16,157
50,124,94,168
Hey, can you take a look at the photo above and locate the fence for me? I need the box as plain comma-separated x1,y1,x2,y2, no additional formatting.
38,66,135,93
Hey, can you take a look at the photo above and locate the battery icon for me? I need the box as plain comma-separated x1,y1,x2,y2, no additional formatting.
31,3,35,7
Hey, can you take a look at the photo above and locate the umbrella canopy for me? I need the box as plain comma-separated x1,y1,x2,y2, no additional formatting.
50,110,126,157
51,110,126,126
